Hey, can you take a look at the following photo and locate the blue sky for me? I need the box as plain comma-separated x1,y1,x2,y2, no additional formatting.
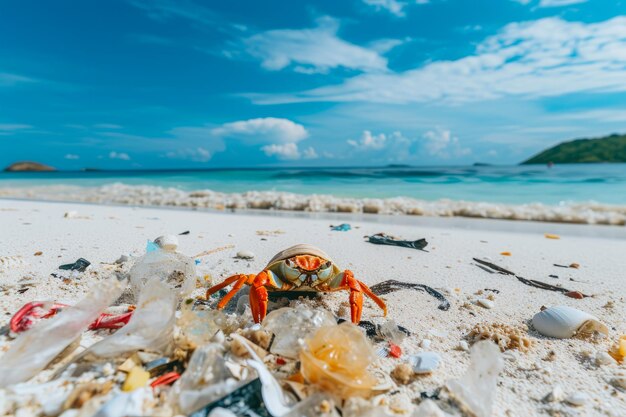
1,0,625,169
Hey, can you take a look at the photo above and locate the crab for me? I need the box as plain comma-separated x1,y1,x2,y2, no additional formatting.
206,244,387,324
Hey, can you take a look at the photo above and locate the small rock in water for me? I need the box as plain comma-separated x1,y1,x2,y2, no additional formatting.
565,392,587,407
236,250,255,260
477,299,494,309
154,235,179,251
543,385,565,402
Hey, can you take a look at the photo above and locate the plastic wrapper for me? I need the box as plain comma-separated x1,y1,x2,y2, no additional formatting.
129,248,196,299
300,323,377,399
88,280,177,358
445,340,503,417
283,393,340,417
93,387,155,417
0,279,124,388
169,343,237,415
263,307,336,359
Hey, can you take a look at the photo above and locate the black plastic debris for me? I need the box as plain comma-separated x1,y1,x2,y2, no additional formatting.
147,359,184,377
365,233,428,251
473,258,589,297
337,318,411,338
370,280,450,311
190,378,271,417
179,230,190,235
58,258,91,272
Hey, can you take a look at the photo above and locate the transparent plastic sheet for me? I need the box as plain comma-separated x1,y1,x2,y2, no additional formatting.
88,280,177,358
129,249,196,300
168,343,237,415
0,279,124,388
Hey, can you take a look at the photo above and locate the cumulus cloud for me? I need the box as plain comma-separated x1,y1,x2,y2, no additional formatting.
242,17,388,74
212,117,308,144
423,129,471,158
165,147,212,162
64,154,80,160
254,17,626,105
538,0,587,7
261,143,300,160
347,130,390,150
109,151,131,160
302,146,319,159
363,0,407,17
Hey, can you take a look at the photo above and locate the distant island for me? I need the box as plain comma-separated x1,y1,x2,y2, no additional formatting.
523,133,626,164
4,161,56,172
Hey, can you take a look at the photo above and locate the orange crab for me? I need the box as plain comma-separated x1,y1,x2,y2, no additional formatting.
206,244,387,324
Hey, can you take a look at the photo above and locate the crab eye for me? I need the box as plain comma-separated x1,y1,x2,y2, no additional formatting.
281,260,301,282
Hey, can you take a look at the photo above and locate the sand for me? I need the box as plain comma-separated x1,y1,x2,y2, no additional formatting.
0,199,625,416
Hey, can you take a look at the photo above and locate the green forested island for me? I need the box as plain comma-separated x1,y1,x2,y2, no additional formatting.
523,133,626,164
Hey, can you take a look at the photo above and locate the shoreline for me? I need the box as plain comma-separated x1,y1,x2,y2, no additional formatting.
1,183,626,226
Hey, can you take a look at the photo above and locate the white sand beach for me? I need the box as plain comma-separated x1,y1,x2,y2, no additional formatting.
0,199,625,417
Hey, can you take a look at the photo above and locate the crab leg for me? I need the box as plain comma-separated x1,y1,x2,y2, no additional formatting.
206,274,254,310
329,270,387,323
249,271,276,323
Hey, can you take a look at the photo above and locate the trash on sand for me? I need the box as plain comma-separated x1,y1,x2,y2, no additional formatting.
445,341,503,417
122,366,151,391
410,352,441,374
330,223,351,231
189,379,270,417
545,233,560,239
93,387,155,417
263,307,336,359
565,291,585,299
608,335,626,363
377,319,406,344
0,279,124,387
532,306,608,339
300,322,377,399
473,258,589,298
179,230,190,235
370,280,450,311
58,257,91,272
365,233,428,251
500,251,511,256
89,280,177,357
168,343,235,415
129,245,196,299
154,235,179,251
150,371,181,388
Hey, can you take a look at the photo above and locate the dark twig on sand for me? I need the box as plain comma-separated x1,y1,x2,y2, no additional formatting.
370,279,450,311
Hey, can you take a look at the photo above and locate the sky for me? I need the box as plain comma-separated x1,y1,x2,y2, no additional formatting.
1,0,625,169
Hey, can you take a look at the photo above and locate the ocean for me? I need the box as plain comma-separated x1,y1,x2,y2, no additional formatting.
1,164,625,205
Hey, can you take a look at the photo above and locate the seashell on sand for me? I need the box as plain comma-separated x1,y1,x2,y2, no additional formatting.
409,352,441,374
532,306,608,339
236,250,255,260
477,299,494,309
153,235,178,251
565,391,587,406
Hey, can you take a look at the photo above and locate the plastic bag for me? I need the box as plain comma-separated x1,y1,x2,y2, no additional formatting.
0,279,124,388
128,249,196,300
88,279,177,358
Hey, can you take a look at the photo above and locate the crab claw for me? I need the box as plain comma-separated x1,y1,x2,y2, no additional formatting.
250,271,270,323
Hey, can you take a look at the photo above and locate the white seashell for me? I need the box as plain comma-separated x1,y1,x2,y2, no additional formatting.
532,306,608,339
477,299,494,309
409,352,441,374
420,339,432,349
154,235,178,251
266,244,332,268
565,391,587,406
457,341,470,352
543,385,565,402
64,210,78,218
236,250,255,260
595,351,615,366
0,256,26,271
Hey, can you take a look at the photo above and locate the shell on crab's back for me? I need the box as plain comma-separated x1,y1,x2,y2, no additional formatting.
265,244,334,269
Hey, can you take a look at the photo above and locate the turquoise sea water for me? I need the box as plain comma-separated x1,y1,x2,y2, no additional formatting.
1,164,626,205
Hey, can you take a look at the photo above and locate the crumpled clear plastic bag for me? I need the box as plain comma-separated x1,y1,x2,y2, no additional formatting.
88,279,177,358
128,249,196,300
262,307,336,359
0,279,124,388
168,343,237,415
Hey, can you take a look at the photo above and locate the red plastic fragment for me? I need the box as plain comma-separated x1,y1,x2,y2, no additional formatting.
276,357,286,365
150,372,180,388
565,291,585,299
388,342,402,358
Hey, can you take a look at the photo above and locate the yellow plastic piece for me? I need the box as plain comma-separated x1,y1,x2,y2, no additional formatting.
544,234,560,240
500,251,511,256
300,322,377,399
608,335,626,363
122,366,150,392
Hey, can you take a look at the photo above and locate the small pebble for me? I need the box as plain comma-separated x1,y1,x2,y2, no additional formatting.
390,363,414,385
457,341,470,352
477,299,494,309
565,392,587,406
420,339,432,349
544,385,565,402
236,250,255,260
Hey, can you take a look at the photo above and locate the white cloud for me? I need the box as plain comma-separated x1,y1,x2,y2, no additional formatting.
302,147,319,159
109,151,131,160
261,143,300,160
94,123,123,129
242,17,388,74
165,147,212,162
347,130,389,150
212,117,308,144
363,0,407,17
0,73,36,87
0,124,32,134
423,129,471,158
538,0,587,7
64,154,80,160
255,17,626,105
